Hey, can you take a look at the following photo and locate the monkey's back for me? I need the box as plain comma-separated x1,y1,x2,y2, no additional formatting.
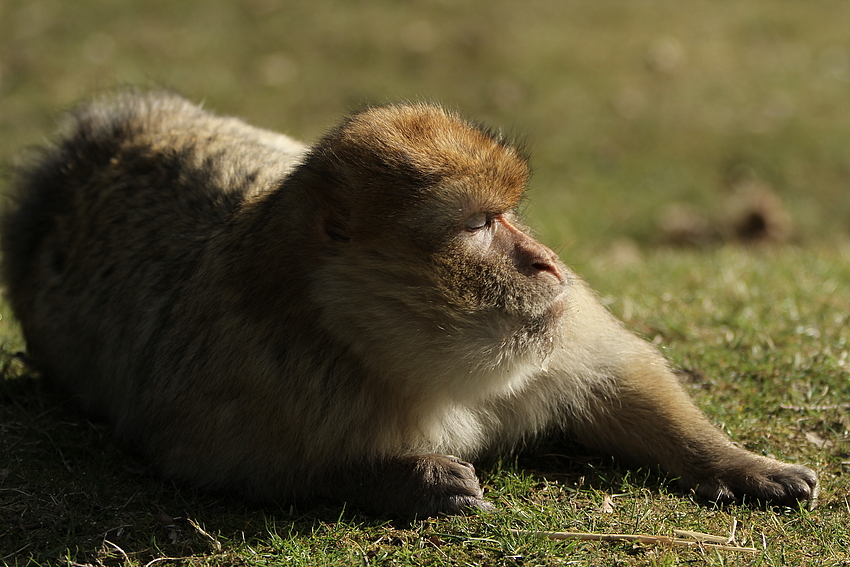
1,90,306,421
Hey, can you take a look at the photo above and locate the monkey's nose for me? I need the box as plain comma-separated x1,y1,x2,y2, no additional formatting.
516,242,566,284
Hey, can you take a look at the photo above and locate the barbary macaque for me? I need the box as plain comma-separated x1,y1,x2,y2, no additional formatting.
0,90,816,517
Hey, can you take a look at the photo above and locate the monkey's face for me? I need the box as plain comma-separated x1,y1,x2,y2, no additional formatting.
306,103,569,396
423,200,568,334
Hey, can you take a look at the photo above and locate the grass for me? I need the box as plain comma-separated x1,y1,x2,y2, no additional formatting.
1,0,850,565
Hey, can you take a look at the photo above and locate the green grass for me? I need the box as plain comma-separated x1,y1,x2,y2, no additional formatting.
2,0,850,565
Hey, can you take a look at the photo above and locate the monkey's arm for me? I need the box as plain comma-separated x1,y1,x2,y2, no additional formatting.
556,281,817,506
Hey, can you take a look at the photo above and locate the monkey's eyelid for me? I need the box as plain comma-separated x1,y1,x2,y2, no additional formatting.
463,212,491,231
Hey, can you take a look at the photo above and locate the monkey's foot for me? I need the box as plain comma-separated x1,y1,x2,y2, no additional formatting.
693,454,818,507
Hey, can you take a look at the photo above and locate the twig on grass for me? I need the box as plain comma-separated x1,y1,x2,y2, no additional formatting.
509,525,758,553
674,518,738,545
672,529,730,544
779,403,850,411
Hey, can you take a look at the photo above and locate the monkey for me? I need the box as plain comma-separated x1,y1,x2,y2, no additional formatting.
0,89,817,518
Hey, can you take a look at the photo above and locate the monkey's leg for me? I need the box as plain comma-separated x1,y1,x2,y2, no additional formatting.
571,362,817,506
320,453,493,518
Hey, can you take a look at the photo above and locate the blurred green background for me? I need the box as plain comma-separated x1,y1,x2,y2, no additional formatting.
2,0,849,258
2,2,850,564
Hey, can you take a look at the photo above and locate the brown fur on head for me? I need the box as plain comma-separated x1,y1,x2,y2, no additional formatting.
291,103,529,245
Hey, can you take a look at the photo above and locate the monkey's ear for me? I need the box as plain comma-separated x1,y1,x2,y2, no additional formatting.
321,210,352,243
291,165,353,245
311,187,353,244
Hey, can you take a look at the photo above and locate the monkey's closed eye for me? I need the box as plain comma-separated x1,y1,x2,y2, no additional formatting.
464,213,490,231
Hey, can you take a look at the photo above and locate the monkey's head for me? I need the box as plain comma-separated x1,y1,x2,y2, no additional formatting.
291,103,568,398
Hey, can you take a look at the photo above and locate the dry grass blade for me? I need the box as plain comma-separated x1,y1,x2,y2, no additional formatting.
672,529,730,544
509,530,759,553
103,540,131,562
189,518,223,553
779,404,850,411
144,558,183,567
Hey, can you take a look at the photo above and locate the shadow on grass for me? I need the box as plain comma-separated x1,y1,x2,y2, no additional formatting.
0,363,397,565
0,358,749,565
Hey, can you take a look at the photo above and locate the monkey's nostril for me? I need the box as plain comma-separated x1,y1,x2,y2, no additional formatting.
530,260,565,283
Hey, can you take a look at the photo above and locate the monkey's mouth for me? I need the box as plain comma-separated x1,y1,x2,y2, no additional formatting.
513,283,568,322
506,289,567,346
547,291,567,320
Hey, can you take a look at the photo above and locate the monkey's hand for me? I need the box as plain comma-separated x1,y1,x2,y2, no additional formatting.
335,454,493,518
691,452,818,507
389,454,493,518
